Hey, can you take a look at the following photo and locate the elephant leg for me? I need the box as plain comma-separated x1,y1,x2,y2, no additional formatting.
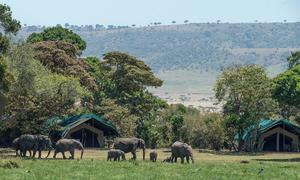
180,156,184,164
70,150,75,159
171,155,174,163
38,150,42,158
131,152,137,160
53,150,58,158
186,156,190,163
175,157,178,163
113,157,117,161
32,150,37,158
62,152,67,159
29,150,32,157
117,156,120,161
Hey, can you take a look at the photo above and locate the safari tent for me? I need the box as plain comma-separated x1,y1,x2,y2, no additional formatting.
47,114,119,148
242,119,300,152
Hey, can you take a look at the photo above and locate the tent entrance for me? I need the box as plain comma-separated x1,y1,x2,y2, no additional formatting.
263,133,292,152
70,128,100,148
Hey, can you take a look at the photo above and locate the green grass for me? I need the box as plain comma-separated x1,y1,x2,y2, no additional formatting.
1,149,300,179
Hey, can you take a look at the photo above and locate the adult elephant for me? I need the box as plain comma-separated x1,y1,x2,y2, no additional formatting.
53,139,84,159
17,134,52,158
171,141,194,164
113,138,145,160
34,135,52,158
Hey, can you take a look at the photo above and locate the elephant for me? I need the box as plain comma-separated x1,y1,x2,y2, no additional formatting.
33,135,52,158
107,149,126,161
162,156,172,163
113,138,145,160
149,150,157,162
11,137,28,156
53,139,84,159
17,134,52,158
171,141,194,164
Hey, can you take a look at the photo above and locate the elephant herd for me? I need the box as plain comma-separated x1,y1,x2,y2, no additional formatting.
12,134,84,159
11,135,194,164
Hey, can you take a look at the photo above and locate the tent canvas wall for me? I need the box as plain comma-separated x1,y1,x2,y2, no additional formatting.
241,119,300,152
47,114,119,148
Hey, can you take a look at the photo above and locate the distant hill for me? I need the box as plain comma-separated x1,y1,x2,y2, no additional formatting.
16,23,300,95
17,23,300,73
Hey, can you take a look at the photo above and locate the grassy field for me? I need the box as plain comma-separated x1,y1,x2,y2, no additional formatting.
1,149,300,180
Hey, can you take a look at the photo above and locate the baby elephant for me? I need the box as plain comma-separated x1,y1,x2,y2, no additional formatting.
107,149,126,161
162,156,172,163
149,150,157,162
53,139,84,159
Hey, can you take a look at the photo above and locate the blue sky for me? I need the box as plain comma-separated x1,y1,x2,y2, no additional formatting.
2,0,300,26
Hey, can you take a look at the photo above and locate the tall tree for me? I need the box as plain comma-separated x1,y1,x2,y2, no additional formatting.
3,44,87,135
102,51,165,115
0,3,21,114
214,65,275,151
27,26,86,55
272,64,300,120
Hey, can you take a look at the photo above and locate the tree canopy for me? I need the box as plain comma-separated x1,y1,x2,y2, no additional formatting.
0,3,21,114
214,65,275,151
27,26,86,55
287,51,300,69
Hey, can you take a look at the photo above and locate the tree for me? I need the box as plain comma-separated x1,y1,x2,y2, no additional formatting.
0,4,21,35
0,3,21,114
31,41,97,91
26,26,86,55
272,64,300,120
287,51,300,69
184,20,189,24
172,21,176,24
3,44,87,135
214,65,275,151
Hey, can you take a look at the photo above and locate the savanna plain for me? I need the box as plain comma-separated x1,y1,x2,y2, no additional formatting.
1,149,300,180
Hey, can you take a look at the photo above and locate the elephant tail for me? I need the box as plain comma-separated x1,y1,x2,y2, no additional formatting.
80,149,84,159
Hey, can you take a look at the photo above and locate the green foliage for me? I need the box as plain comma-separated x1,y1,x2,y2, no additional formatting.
0,57,13,93
214,65,275,151
182,112,225,150
31,41,97,91
0,4,21,34
3,44,86,135
102,52,164,114
272,63,300,120
0,35,9,54
0,3,20,100
287,51,300,69
27,26,86,54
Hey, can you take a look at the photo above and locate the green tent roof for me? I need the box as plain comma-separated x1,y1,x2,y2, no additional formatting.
47,114,119,138
241,119,300,141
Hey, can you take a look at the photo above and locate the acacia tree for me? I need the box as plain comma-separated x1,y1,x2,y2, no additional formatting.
101,52,167,137
214,65,275,151
27,26,86,55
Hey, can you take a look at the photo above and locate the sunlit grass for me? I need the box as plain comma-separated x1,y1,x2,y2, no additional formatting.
1,149,300,180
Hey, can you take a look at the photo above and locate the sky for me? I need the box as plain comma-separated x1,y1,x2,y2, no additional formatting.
2,0,300,26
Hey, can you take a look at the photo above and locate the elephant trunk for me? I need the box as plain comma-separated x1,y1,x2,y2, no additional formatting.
190,154,194,163
142,148,145,160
